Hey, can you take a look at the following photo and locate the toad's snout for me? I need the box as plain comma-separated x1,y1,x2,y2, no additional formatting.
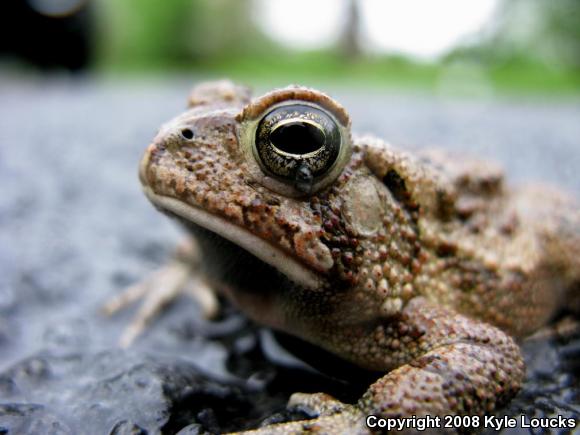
138,142,156,187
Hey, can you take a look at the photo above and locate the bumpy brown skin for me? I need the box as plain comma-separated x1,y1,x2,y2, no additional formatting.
139,80,580,434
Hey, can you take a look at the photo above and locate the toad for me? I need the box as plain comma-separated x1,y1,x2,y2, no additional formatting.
105,81,580,434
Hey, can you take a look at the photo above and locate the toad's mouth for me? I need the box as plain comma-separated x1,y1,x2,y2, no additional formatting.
142,186,322,291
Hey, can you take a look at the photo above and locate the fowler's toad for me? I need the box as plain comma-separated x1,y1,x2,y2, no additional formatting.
111,81,580,434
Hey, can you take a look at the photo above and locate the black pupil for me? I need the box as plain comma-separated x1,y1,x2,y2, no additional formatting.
270,122,325,155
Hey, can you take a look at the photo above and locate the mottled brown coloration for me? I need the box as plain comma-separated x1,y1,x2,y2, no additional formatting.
136,81,580,434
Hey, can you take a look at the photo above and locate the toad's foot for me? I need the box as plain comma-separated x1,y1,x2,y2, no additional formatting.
102,242,218,347
229,404,368,435
288,392,350,417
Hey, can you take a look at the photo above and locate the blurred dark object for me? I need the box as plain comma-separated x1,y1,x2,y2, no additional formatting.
0,0,93,71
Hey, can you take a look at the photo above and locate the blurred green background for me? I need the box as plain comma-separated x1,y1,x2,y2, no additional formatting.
2,0,580,96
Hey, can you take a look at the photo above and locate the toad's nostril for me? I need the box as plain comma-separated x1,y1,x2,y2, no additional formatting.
270,121,325,155
181,128,194,140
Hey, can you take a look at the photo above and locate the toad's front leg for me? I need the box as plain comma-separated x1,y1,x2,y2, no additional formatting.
231,298,524,434
102,238,219,347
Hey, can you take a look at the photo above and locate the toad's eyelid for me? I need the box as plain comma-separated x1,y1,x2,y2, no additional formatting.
237,86,351,128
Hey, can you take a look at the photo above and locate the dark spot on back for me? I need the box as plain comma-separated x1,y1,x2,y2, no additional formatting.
383,169,408,204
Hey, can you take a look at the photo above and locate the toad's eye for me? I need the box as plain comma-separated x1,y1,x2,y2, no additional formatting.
254,104,342,193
